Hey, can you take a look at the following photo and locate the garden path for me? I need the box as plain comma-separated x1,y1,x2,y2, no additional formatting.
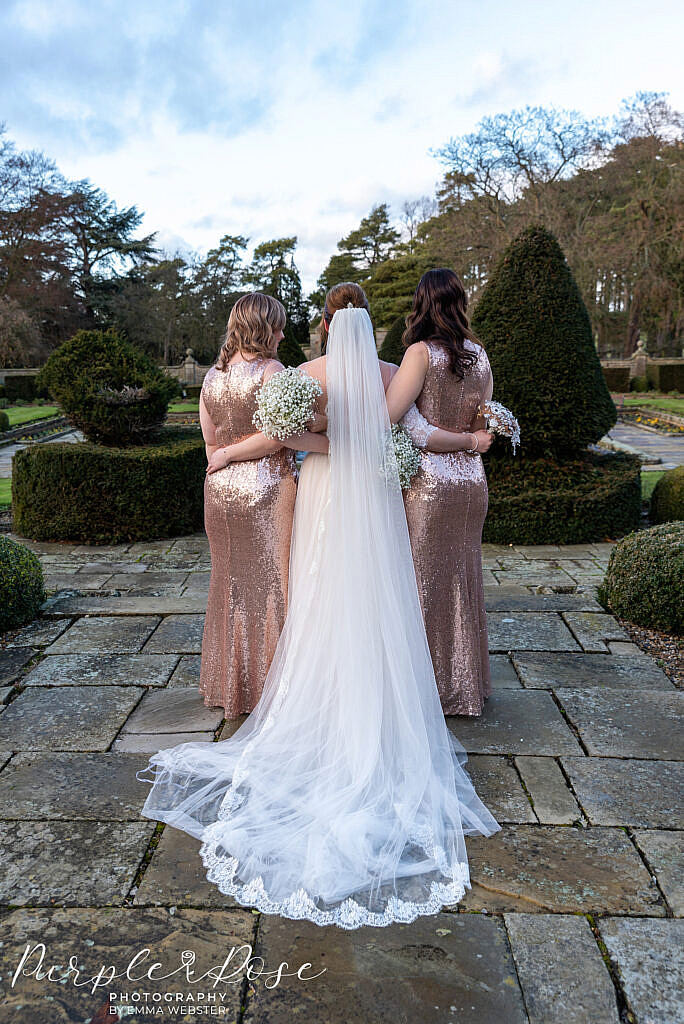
0,534,681,1023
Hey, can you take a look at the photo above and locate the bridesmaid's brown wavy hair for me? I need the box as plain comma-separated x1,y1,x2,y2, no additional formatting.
403,268,480,378
216,293,286,370
319,281,370,354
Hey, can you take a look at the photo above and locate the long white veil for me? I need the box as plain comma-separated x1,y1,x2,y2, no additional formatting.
137,307,499,928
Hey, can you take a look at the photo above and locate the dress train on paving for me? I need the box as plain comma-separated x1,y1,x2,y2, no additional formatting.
136,307,500,929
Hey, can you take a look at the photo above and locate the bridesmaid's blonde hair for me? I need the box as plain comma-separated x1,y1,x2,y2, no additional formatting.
216,293,286,369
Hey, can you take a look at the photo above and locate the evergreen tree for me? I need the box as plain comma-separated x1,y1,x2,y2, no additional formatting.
378,315,408,365
277,323,307,366
471,225,616,459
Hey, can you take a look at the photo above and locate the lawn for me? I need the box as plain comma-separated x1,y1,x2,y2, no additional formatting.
4,405,60,427
641,470,664,502
0,478,11,507
621,395,684,416
169,401,200,413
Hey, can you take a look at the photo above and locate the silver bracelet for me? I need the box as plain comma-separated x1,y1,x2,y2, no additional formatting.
464,433,479,454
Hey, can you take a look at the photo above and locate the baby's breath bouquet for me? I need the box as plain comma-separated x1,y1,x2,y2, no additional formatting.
478,399,521,454
253,367,323,441
386,424,422,490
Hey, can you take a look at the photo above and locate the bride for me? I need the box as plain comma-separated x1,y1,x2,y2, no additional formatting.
136,304,500,929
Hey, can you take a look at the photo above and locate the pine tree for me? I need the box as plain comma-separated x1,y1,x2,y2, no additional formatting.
471,225,616,459
277,323,307,367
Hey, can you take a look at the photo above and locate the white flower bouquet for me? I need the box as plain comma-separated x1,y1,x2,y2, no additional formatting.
386,424,422,490
253,367,323,441
479,399,521,454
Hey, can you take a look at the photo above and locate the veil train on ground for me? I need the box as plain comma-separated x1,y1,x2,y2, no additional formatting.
136,306,500,929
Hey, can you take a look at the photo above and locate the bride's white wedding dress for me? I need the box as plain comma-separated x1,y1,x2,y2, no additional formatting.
136,307,500,929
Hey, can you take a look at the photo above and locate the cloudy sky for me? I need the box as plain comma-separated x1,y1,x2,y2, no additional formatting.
2,0,683,290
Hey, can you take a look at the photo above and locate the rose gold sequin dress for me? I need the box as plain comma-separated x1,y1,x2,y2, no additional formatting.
199,360,297,718
404,339,492,716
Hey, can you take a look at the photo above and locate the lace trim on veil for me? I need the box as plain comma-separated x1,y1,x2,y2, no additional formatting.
198,817,469,929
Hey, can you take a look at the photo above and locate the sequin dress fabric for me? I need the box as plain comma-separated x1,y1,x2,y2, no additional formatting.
404,340,492,716
199,360,297,717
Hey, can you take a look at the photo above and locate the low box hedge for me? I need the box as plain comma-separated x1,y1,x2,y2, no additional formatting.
482,449,641,544
601,365,630,392
0,535,46,631
599,522,683,635
12,427,206,544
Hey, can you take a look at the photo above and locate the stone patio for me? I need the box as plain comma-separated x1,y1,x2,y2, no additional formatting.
0,533,681,1024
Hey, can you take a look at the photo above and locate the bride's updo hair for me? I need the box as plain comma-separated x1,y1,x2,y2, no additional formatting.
403,268,480,378
216,292,286,370
319,282,370,353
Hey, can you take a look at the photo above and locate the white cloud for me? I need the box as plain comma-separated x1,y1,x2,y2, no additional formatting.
3,0,684,290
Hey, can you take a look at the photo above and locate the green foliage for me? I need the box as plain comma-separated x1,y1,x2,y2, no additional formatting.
0,535,45,632
602,366,630,392
650,466,684,524
36,329,179,446
482,450,641,544
3,375,47,402
471,225,616,459
365,254,434,327
378,316,407,365
0,410,9,432
658,363,684,393
598,521,684,634
12,428,205,543
278,324,307,367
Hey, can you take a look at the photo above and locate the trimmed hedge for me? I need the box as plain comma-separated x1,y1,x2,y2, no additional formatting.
602,365,630,392
36,329,179,446
12,427,206,543
472,226,616,459
650,466,684,524
378,314,408,365
3,374,46,403
482,450,641,544
0,535,46,632
659,363,684,394
598,522,684,635
0,410,9,432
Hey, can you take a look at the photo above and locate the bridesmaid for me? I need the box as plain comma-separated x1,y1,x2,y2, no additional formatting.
386,268,495,716
199,292,327,718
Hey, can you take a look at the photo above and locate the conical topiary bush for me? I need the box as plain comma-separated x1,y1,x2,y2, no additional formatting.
471,225,616,459
378,315,408,365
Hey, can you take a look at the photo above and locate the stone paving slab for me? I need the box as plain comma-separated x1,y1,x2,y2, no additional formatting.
558,689,684,759
0,751,152,819
459,825,664,915
114,730,215,752
515,756,582,824
512,652,674,690
504,913,619,1024
447,692,582,756
561,612,630,653
45,614,161,653
0,819,155,906
142,613,206,653
106,571,190,589
599,917,684,1024
562,757,684,828
42,572,112,591
465,755,535,823
134,826,241,908
168,653,202,686
633,830,684,916
489,654,522,689
484,590,603,612
122,687,223,734
0,647,37,684
3,618,72,648
21,652,180,687
493,570,577,588
0,685,144,751
487,613,581,652
78,559,149,572
41,593,209,615
245,912,527,1024
0,906,253,1024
